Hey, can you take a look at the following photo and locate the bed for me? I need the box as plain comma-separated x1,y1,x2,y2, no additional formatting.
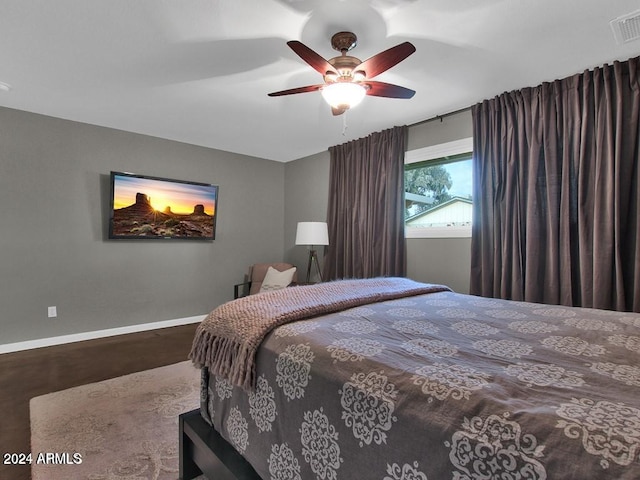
180,277,640,480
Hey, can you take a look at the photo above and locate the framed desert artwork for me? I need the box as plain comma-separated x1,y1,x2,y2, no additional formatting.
108,171,218,240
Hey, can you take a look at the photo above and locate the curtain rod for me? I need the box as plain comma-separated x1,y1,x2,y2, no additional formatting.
408,105,472,128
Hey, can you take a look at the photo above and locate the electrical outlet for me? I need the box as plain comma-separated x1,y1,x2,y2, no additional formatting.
47,306,57,318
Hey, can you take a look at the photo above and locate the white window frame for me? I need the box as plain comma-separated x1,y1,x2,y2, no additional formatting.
404,137,473,239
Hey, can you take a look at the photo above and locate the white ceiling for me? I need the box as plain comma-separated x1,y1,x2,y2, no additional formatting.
1,0,639,162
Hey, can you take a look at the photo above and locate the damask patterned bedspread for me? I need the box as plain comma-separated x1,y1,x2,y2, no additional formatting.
199,287,640,480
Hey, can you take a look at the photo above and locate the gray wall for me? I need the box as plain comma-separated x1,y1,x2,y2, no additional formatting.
283,150,330,282
0,105,472,345
0,107,285,344
284,110,473,293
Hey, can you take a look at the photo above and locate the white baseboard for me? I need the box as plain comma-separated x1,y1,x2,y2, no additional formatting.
0,315,206,354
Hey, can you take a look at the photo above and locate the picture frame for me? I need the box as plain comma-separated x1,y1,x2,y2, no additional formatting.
108,171,218,240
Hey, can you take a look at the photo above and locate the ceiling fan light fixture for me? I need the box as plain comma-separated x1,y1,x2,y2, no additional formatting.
269,33,416,115
321,82,366,109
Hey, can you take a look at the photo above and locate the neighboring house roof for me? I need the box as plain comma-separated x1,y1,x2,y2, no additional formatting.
406,196,472,226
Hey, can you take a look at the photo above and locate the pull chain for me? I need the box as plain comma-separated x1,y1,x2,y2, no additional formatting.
342,110,348,136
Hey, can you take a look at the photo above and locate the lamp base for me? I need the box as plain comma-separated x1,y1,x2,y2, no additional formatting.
305,249,323,283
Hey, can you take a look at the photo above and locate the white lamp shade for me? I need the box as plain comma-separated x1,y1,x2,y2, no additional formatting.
321,82,366,109
295,222,329,246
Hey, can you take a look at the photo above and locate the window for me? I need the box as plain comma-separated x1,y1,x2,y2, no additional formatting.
404,138,473,238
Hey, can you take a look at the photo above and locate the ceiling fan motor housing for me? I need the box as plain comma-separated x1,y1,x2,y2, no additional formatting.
326,55,363,82
331,31,358,52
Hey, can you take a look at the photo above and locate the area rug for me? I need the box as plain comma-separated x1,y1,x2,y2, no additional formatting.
30,361,203,480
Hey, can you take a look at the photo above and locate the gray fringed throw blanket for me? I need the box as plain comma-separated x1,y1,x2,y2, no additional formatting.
189,277,451,390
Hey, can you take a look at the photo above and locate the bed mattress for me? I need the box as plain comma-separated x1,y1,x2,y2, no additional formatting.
196,281,640,479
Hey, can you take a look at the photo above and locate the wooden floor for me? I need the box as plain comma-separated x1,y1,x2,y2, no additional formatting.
0,323,199,480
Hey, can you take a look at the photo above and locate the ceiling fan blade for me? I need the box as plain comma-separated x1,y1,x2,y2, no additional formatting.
355,42,416,79
268,84,324,97
364,81,415,99
287,41,339,76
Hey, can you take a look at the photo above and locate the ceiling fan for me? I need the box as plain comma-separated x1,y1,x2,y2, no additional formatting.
268,32,416,116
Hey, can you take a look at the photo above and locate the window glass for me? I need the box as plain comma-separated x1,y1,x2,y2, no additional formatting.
404,138,473,238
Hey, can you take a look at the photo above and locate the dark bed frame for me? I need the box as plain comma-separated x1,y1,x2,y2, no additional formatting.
179,409,262,480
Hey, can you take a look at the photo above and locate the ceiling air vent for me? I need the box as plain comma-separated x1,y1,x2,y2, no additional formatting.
610,9,640,44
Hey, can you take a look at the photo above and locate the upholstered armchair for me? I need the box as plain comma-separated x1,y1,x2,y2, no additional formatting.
233,262,298,299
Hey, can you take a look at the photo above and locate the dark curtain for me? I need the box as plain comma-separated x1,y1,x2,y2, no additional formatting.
471,56,640,312
323,125,407,280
